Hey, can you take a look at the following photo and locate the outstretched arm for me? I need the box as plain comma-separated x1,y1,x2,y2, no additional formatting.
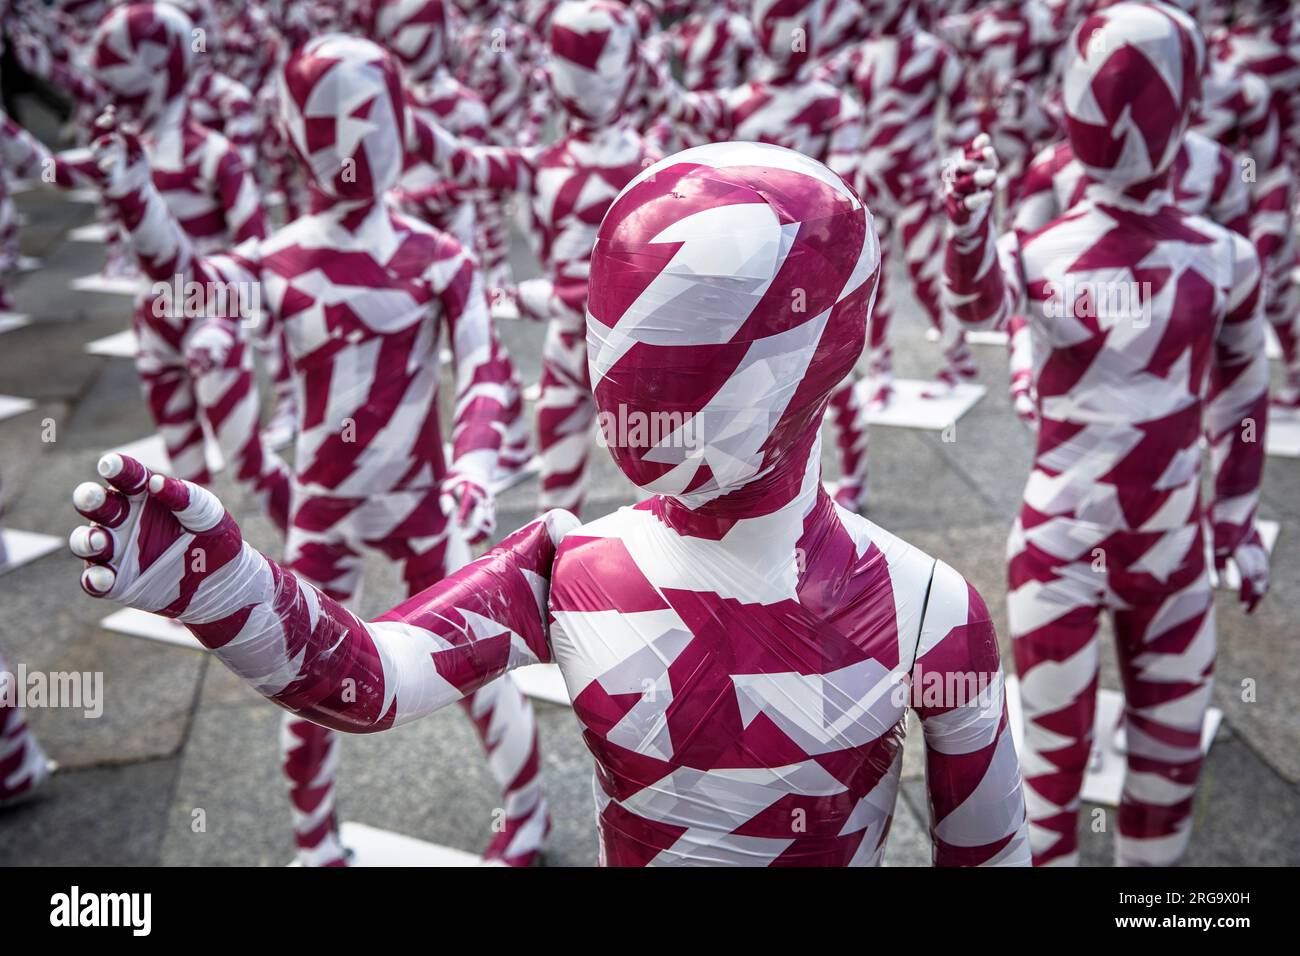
910,562,1031,867
1206,234,1271,612
0,113,102,188
70,454,577,732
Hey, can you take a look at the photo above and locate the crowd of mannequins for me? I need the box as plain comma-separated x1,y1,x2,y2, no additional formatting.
0,0,1295,867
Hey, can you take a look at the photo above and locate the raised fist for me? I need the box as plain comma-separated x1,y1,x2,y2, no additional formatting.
943,133,999,232
440,472,496,546
89,106,150,200
69,454,245,619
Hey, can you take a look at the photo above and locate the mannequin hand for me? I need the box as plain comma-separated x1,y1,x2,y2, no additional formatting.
441,473,495,545
943,133,998,232
70,454,245,617
515,277,556,322
1012,389,1039,430
1217,526,1270,614
89,106,149,199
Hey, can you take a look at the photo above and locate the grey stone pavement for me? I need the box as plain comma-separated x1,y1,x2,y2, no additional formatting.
1,115,1298,868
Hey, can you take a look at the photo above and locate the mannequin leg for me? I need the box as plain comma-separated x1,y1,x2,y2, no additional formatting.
0,652,55,804
133,320,211,485
1111,533,1215,867
402,538,550,866
897,194,976,387
185,318,291,533
1008,523,1105,866
279,532,364,867
536,304,595,515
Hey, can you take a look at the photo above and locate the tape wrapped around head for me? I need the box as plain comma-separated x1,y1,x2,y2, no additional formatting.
586,141,880,513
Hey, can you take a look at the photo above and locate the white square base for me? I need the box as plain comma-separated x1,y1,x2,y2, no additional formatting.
106,433,224,475
856,378,986,430
1267,407,1300,458
99,607,204,650
0,529,63,576
0,313,30,335
14,255,39,273
926,327,1008,347
288,822,483,867
68,223,112,243
84,329,138,358
70,274,147,296
511,663,571,707
1005,676,1221,807
0,395,36,421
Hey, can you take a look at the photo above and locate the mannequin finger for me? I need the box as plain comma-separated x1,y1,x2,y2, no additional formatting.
73,481,130,526
97,452,153,496
146,474,225,533
69,525,115,562
80,563,117,598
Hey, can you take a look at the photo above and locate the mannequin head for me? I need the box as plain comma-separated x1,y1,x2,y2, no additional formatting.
1063,2,1200,192
367,0,448,84
587,142,880,516
277,34,407,203
546,0,642,127
90,2,194,128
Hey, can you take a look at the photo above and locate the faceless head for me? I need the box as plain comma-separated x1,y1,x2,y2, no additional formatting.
368,0,447,84
1064,2,1200,191
547,0,642,126
753,0,823,79
587,142,880,513
90,2,194,126
277,34,407,202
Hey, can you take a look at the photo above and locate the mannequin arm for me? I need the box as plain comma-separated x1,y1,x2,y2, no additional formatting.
70,454,577,732
910,563,1032,867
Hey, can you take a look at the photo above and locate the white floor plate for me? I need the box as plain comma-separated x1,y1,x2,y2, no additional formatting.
14,255,40,273
0,395,36,421
856,378,986,430
99,608,204,650
84,329,137,358
71,274,147,296
68,188,100,204
926,327,1008,347
1266,409,1300,458
287,822,483,867
1005,677,1221,807
68,223,112,243
0,529,63,576
106,433,224,474
511,663,571,707
489,455,541,496
1208,519,1279,591
0,313,31,335
1266,325,1281,361
8,178,34,194
522,382,541,402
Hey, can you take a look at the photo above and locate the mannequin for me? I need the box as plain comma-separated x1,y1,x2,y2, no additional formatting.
72,139,1032,867
943,2,1270,865
87,34,550,867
